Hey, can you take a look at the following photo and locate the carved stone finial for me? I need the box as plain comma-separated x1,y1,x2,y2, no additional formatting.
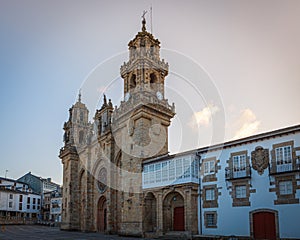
103,94,107,105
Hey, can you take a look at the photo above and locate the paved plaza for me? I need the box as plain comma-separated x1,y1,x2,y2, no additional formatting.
0,225,154,240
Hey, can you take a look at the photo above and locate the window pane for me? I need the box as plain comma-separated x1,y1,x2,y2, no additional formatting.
205,189,215,201
236,185,246,198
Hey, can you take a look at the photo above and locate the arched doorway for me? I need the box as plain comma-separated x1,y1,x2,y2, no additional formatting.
144,192,157,232
163,192,185,232
251,210,278,240
97,196,107,232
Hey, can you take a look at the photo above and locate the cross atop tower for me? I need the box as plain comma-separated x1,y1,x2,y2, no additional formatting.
141,10,147,31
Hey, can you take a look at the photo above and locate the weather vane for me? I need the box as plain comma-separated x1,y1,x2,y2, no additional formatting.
141,10,147,31
142,10,147,20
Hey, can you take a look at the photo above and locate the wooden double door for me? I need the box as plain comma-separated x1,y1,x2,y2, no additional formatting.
253,211,276,240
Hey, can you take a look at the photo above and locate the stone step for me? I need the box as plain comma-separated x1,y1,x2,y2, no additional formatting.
158,231,192,240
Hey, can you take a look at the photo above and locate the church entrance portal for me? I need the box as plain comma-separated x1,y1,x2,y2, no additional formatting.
97,197,107,232
163,192,185,232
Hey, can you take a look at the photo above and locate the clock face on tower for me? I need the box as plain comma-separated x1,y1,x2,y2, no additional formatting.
156,91,163,100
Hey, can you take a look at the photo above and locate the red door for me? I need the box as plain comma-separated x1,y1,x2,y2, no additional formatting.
173,207,185,231
253,212,276,240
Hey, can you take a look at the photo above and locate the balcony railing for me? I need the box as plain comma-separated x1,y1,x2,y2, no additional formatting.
269,159,300,175
225,166,251,180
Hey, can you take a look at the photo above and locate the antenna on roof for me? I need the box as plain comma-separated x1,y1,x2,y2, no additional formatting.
150,5,153,34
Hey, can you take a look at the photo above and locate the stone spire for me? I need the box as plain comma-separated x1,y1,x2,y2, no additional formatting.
78,89,82,102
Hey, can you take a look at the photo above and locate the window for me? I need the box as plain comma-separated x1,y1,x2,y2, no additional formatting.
183,158,190,178
27,197,30,204
9,194,13,199
275,146,292,172
80,111,84,122
161,162,168,181
143,165,149,184
204,160,215,175
155,163,161,182
8,202,12,208
233,155,246,172
169,161,175,180
235,185,247,198
279,181,293,195
205,189,215,201
203,185,218,208
79,130,84,144
205,211,217,228
33,198,36,204
19,195,23,202
176,158,183,179
19,203,22,210
276,146,292,165
149,165,155,183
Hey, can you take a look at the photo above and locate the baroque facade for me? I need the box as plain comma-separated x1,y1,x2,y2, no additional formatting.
60,18,300,239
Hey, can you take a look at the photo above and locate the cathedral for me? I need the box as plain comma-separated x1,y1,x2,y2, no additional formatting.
60,17,300,239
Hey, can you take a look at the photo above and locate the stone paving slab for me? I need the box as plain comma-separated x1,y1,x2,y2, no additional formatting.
0,225,154,240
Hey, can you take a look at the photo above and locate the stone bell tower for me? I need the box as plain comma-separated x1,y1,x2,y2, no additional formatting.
112,16,175,236
59,92,91,231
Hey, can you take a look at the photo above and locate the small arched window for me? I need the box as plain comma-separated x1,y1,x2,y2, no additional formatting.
80,111,84,122
79,130,84,144
130,74,137,89
150,73,157,89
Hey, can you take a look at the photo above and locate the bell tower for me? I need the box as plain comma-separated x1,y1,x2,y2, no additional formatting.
60,92,90,231
121,16,168,101
112,16,175,236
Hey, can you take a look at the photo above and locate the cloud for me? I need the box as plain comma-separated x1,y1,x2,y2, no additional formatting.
233,109,260,139
190,104,219,128
97,86,107,94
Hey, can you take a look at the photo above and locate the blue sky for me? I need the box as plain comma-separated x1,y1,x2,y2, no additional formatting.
0,0,299,184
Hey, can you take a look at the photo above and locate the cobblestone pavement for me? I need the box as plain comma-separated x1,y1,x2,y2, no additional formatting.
0,225,154,240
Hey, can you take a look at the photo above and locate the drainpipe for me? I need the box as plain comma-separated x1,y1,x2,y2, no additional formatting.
196,151,202,235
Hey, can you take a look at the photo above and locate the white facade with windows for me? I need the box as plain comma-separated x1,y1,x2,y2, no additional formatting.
0,177,41,218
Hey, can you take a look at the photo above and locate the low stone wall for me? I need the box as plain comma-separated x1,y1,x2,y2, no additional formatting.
0,216,37,225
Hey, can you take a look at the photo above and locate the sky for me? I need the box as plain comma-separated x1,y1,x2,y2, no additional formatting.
0,0,299,184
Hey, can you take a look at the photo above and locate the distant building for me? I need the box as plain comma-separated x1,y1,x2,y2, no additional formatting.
44,189,62,222
0,177,41,224
18,172,60,194
17,172,61,221
50,196,62,223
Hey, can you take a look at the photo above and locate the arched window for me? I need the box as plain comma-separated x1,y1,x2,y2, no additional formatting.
150,73,157,89
130,74,136,89
79,130,84,144
80,111,84,122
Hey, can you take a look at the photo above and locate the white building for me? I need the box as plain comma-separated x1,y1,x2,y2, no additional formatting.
142,124,300,239
0,177,41,222
50,197,62,222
